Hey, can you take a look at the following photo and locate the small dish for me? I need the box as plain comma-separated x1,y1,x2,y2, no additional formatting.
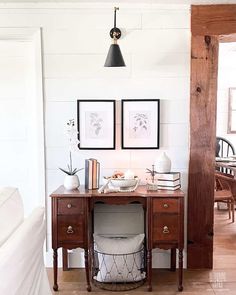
110,177,138,188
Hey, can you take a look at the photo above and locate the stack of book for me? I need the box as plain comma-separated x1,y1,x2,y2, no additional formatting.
85,158,100,190
156,172,181,190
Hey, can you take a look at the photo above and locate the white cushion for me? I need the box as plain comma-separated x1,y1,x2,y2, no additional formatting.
0,187,24,246
0,207,51,295
94,234,146,283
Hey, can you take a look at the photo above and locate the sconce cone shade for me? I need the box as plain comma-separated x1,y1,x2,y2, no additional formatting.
104,44,126,67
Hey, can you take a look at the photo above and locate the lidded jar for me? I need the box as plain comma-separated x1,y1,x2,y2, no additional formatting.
155,152,171,173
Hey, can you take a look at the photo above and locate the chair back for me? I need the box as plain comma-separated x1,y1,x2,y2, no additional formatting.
216,136,235,157
215,172,232,191
216,137,235,174
215,172,236,199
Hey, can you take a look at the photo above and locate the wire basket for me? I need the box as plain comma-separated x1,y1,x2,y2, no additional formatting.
92,247,146,291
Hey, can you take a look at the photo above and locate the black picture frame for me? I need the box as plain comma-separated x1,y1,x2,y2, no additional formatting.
77,100,116,150
121,99,160,149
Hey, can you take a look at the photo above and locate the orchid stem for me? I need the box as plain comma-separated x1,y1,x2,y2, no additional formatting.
69,151,72,173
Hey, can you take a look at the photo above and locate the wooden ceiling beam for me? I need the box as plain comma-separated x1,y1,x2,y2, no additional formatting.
192,5,236,36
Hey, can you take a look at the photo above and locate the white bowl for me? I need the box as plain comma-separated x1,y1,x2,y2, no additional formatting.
104,177,138,188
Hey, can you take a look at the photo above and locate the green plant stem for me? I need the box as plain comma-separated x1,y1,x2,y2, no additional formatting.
69,151,72,173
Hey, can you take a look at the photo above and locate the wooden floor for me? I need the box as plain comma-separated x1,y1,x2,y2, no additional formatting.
47,208,236,294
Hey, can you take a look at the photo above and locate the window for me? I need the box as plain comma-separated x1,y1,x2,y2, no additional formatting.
228,88,236,133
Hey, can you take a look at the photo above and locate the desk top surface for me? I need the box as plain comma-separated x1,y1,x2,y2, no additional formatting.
50,185,184,198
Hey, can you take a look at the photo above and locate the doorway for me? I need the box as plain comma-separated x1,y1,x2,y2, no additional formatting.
0,28,45,215
213,41,236,269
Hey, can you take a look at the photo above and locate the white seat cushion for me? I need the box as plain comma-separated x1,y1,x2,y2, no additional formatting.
0,187,24,246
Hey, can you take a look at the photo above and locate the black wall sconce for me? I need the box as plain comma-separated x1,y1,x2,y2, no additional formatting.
104,7,126,67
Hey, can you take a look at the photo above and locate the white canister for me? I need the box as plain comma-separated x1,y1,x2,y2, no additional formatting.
64,175,80,190
155,152,171,173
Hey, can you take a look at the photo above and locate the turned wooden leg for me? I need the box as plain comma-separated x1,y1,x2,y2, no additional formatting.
178,249,183,292
228,201,231,219
147,249,152,292
62,248,69,271
171,248,176,271
232,201,235,223
84,249,91,292
53,249,58,291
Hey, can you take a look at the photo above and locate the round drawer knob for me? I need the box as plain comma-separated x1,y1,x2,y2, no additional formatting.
163,226,170,234
67,203,72,209
163,204,169,208
67,226,74,234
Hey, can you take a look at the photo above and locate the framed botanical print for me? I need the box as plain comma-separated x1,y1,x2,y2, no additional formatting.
121,99,160,149
77,100,116,149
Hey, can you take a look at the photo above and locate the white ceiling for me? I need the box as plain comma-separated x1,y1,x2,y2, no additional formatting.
1,0,236,4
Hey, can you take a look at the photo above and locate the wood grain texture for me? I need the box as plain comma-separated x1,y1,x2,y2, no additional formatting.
57,215,84,244
192,5,236,36
58,198,84,215
152,198,180,213
50,185,184,198
189,3,236,269
153,214,179,242
147,196,184,291
188,34,218,269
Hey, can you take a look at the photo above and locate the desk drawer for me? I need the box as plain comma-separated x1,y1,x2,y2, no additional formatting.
58,198,84,215
58,215,84,243
153,198,179,213
153,214,179,242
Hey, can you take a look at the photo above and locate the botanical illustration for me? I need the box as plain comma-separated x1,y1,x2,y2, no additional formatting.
129,111,151,138
85,111,105,138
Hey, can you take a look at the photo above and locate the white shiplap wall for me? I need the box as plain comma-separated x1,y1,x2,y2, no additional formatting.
0,3,190,268
0,41,31,211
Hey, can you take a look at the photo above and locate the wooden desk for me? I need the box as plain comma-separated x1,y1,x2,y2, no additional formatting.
50,186,184,292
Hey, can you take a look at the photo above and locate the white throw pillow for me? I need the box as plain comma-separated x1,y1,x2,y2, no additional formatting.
94,234,146,283
0,187,24,246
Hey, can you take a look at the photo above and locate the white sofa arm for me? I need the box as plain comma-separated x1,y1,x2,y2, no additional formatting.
0,207,51,295
0,187,24,246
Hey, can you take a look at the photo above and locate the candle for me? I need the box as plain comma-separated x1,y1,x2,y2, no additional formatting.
124,169,135,179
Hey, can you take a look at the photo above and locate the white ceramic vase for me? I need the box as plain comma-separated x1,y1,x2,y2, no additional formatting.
64,175,80,190
155,152,171,173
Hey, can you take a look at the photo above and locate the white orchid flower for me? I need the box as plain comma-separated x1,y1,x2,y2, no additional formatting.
59,119,83,175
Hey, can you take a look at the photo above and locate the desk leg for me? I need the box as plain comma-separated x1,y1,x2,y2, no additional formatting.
171,248,176,271
53,249,58,291
62,248,69,271
178,249,183,292
147,249,152,292
84,249,91,292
